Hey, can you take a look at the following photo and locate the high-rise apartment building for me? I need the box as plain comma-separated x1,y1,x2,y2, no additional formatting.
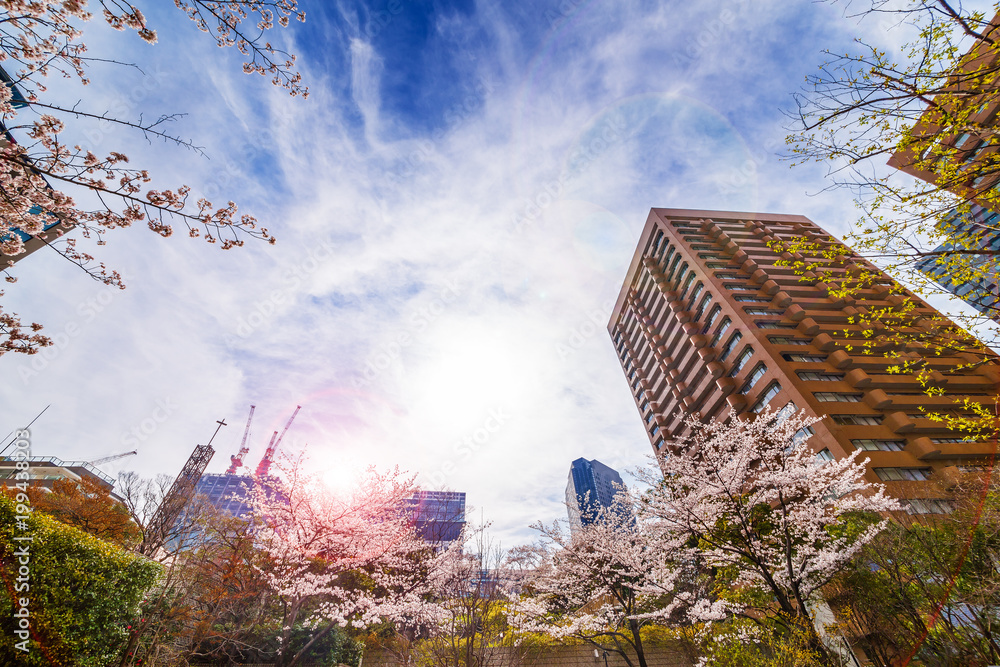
885,13,1000,318
608,208,1000,514
0,65,74,266
565,457,625,531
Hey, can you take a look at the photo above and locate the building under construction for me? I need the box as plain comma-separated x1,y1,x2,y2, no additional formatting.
158,405,300,552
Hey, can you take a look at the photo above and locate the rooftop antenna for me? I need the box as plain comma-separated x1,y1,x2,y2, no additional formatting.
0,404,51,457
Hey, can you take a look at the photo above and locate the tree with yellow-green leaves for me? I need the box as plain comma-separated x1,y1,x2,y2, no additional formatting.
0,491,160,665
784,0,1000,438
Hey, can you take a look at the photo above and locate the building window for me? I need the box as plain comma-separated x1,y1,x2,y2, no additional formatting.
695,293,713,321
714,272,742,280
783,353,827,363
689,244,716,250
675,263,689,289
768,336,810,345
702,305,722,334
640,400,649,412
661,245,674,264
745,308,782,316
680,272,696,299
797,371,844,381
688,283,704,309
739,362,768,393
831,414,883,426
724,283,758,291
876,467,932,482
749,381,781,412
726,344,753,377
667,256,681,282
815,448,835,463
814,392,863,402
773,400,798,424
931,437,978,444
645,413,654,425
906,498,955,514
792,426,815,445
733,295,771,302
721,334,746,364
852,439,906,451
652,230,664,255
756,322,798,329
710,318,732,348
705,262,728,269
637,390,646,401
650,425,660,436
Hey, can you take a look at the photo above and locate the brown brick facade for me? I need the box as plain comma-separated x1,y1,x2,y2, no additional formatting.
608,208,1000,513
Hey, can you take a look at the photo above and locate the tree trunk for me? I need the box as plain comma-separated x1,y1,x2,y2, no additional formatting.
286,619,339,667
628,618,649,667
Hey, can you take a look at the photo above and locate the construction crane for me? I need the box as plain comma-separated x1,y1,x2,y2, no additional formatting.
225,405,255,474
140,420,224,557
88,450,137,466
255,405,300,478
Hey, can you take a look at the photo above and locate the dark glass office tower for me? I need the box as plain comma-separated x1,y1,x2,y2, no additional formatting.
912,204,1000,317
403,490,466,546
565,457,625,531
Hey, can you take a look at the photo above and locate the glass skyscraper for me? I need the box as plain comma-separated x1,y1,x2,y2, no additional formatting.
402,490,466,546
913,204,1000,319
565,457,625,531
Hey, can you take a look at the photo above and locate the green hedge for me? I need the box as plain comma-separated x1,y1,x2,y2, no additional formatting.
0,491,161,665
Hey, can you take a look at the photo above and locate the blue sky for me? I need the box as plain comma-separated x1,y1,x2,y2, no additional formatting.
0,0,930,544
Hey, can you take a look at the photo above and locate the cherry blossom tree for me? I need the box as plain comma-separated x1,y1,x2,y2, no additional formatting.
635,407,904,665
250,460,445,667
0,0,306,355
411,524,536,667
509,498,691,667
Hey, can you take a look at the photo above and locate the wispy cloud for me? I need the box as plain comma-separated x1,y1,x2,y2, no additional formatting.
0,0,894,544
